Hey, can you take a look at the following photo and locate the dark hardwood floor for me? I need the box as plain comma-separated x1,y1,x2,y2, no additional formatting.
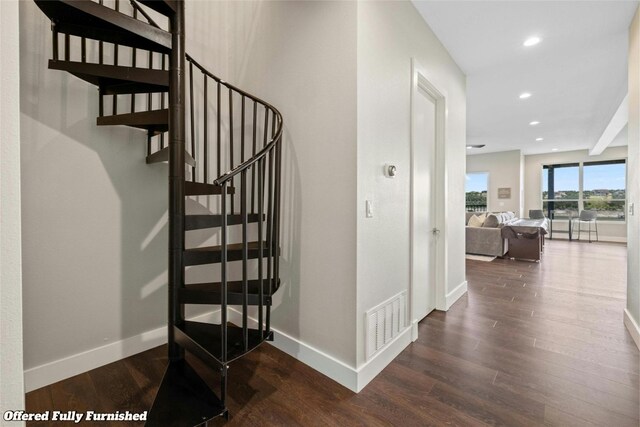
26,240,639,426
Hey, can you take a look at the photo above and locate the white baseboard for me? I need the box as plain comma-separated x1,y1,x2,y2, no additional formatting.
624,308,640,350
23,310,220,393
445,280,467,310
26,307,413,396
227,308,412,393
355,326,411,392
226,308,359,392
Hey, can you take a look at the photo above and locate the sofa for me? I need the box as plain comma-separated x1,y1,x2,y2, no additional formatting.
465,211,517,257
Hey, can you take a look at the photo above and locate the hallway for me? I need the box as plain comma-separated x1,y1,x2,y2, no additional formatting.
421,239,638,425
25,241,638,426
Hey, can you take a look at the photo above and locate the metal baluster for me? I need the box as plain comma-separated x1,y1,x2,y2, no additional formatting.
265,146,274,336
113,0,119,115
189,61,196,181
147,51,153,156
263,108,269,150
99,87,105,118
251,102,258,213
160,55,166,148
217,82,221,178
229,89,234,213
273,136,282,301
64,34,69,61
220,181,229,406
81,37,86,63
241,96,245,163
257,158,264,338
52,23,59,61
241,171,248,351
204,75,208,183
98,0,103,64
130,7,137,113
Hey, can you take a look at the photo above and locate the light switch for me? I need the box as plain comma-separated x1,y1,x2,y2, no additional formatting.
629,203,635,216
366,200,373,218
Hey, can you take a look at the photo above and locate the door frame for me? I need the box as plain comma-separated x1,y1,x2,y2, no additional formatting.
410,58,447,342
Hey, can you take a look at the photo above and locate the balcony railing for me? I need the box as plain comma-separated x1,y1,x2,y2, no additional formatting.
466,204,487,212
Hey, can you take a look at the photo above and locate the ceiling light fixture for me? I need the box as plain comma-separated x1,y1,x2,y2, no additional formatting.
551,148,558,151
519,92,532,99
536,137,544,141
529,121,540,126
523,36,541,47
466,144,486,149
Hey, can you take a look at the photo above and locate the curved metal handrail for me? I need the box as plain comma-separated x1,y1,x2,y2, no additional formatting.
130,0,283,186
185,54,283,185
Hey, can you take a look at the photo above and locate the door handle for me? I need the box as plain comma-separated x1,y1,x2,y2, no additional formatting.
432,228,441,236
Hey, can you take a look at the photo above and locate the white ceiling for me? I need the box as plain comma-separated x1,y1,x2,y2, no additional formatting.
413,1,638,155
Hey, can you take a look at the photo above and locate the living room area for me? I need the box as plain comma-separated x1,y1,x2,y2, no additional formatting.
465,145,628,263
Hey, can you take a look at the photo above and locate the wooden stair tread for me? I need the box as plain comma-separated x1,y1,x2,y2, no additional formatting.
185,213,262,230
179,279,279,306
147,146,196,168
184,181,234,196
174,321,271,369
137,0,176,16
97,109,168,132
49,60,168,94
35,0,171,54
183,241,277,266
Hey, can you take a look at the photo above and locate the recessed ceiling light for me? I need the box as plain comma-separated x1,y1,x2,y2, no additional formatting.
551,148,558,151
519,92,532,99
466,144,486,149
523,36,541,47
466,146,472,149
529,121,540,126
536,137,544,141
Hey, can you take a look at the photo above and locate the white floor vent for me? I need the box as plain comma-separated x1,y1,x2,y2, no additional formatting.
365,291,407,360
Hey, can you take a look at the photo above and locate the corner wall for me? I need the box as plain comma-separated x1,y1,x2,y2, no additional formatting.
356,1,467,371
467,150,523,216
626,6,640,348
1,0,25,416
204,1,359,368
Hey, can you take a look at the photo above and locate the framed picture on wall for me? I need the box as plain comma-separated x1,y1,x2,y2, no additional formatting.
498,187,511,199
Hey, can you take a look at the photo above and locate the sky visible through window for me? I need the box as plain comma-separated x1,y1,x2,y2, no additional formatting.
542,163,625,191
466,172,488,192
584,163,625,191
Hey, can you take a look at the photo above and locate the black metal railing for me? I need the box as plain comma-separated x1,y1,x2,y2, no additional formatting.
184,54,282,359
466,204,487,212
46,0,283,411
51,0,171,153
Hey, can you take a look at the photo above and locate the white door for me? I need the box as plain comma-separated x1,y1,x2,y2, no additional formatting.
412,83,437,322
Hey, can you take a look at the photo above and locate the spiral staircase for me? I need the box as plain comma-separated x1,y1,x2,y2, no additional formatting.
34,0,283,424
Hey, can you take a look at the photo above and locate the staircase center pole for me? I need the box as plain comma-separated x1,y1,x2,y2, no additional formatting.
168,0,186,362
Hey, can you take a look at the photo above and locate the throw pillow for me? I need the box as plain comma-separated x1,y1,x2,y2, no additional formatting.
467,214,484,228
483,213,500,228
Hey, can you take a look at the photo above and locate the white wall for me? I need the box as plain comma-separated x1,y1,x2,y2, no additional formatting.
1,0,25,417
356,1,466,368
192,1,359,367
467,150,523,216
523,146,628,242
626,6,640,345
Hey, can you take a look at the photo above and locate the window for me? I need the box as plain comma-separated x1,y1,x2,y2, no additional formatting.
541,160,626,221
583,160,626,221
542,163,579,219
466,172,488,212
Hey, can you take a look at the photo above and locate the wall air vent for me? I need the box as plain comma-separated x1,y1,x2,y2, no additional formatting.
365,291,407,360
